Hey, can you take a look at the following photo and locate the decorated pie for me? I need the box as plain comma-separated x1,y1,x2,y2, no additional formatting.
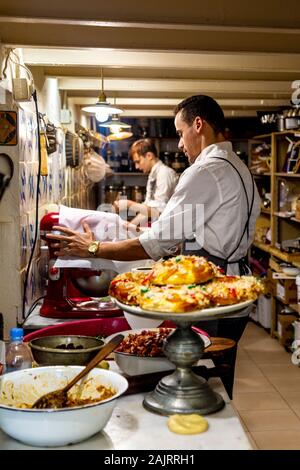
109,255,264,313
205,275,265,306
137,284,211,312
146,255,218,286
108,271,149,306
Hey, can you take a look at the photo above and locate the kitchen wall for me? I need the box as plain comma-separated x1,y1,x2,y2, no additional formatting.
0,52,96,338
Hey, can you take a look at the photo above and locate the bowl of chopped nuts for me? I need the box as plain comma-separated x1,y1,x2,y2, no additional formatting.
106,328,174,376
106,328,211,376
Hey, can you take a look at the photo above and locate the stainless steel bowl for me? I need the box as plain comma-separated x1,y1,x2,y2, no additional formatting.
29,335,104,366
72,270,118,297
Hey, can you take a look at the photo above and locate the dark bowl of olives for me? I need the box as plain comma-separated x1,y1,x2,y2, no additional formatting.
28,335,104,366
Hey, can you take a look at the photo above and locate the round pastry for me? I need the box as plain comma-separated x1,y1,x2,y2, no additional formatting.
205,275,264,306
137,284,211,313
108,271,149,306
146,255,218,286
167,414,208,434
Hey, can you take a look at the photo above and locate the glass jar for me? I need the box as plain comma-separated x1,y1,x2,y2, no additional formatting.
104,185,119,204
172,153,182,173
132,185,144,203
117,185,132,201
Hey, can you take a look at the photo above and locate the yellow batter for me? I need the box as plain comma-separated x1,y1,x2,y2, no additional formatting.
167,414,208,434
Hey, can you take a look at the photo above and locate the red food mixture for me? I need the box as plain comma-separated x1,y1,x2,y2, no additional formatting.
116,328,172,357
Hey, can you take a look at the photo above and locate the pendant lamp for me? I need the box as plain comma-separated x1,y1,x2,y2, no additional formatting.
82,68,123,123
107,130,133,141
101,115,131,134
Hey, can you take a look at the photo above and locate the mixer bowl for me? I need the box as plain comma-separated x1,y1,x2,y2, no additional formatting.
71,270,118,297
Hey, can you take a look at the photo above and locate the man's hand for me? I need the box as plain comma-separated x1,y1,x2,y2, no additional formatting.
46,222,95,257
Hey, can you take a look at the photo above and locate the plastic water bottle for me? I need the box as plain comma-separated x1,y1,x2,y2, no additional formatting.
5,328,33,373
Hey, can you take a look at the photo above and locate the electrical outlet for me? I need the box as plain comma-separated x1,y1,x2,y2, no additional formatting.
60,108,72,124
12,77,33,101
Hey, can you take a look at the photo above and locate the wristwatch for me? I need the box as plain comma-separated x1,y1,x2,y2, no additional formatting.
88,240,100,257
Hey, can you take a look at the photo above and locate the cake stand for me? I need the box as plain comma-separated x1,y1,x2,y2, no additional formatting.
114,299,253,416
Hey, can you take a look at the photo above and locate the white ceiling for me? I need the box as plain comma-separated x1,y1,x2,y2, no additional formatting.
1,0,300,118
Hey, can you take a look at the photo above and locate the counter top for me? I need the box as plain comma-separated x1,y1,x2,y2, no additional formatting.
0,362,251,450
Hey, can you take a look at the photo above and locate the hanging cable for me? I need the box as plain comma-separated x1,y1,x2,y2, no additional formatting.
20,89,42,325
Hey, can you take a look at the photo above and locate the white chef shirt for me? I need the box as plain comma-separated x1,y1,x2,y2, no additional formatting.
139,141,261,275
144,160,178,213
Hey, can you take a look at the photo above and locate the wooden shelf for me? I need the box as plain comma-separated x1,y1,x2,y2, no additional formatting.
253,242,300,263
261,208,271,215
268,246,300,263
275,172,300,178
273,212,294,219
251,172,271,177
289,304,300,315
112,172,148,176
252,241,271,253
253,133,272,140
252,131,297,140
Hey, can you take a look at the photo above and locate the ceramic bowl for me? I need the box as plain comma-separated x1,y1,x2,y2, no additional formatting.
0,366,128,447
28,335,104,366
106,328,211,376
281,267,300,276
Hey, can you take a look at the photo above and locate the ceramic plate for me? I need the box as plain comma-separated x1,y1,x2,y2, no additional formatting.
112,298,254,322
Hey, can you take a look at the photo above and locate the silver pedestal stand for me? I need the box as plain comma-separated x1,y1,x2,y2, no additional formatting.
144,319,224,415
114,299,252,416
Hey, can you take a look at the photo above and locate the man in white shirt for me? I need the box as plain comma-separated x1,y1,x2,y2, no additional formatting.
48,95,261,343
114,138,178,226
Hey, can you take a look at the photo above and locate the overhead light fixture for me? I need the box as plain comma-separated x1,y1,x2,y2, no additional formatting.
101,115,131,134
107,130,133,141
81,68,123,123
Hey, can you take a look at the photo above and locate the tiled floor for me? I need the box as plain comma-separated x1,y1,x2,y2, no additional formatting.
232,320,300,450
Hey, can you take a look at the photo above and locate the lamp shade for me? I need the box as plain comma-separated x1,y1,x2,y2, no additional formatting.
81,70,124,121
82,101,124,122
107,131,133,141
101,115,131,133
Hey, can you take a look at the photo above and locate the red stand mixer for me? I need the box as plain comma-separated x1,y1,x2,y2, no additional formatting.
39,212,122,319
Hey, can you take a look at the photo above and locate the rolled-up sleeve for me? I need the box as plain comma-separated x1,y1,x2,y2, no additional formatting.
139,167,218,260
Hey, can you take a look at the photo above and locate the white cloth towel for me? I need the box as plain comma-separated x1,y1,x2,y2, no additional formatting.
54,205,154,273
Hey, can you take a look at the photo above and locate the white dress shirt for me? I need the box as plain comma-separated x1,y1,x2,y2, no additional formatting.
144,160,178,213
139,141,261,275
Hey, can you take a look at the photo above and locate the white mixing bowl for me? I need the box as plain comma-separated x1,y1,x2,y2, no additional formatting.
0,366,128,447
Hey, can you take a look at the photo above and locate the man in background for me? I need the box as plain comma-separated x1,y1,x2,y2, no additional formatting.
113,138,178,226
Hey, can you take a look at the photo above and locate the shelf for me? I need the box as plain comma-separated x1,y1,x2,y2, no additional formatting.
273,212,295,219
252,133,273,140
261,208,271,215
275,296,291,306
289,304,300,315
252,241,271,253
112,172,148,176
251,173,271,177
269,246,300,263
291,217,300,223
252,242,300,263
275,172,300,178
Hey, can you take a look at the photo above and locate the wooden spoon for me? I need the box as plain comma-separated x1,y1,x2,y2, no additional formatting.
32,334,124,409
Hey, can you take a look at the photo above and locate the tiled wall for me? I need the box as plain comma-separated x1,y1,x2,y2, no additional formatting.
0,102,97,338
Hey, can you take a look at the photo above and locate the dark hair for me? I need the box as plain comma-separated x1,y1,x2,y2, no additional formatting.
129,138,159,159
174,95,225,134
